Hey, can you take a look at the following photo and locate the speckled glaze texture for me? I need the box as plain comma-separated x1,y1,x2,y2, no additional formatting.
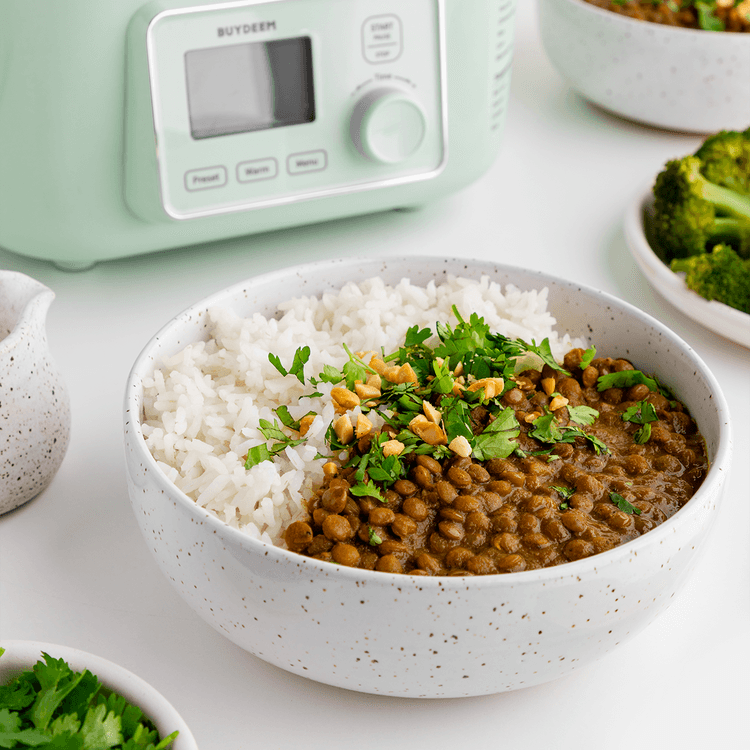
538,0,750,133
124,257,732,698
0,641,197,749
0,272,70,515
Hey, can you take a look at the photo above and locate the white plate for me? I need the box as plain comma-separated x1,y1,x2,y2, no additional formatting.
624,187,750,349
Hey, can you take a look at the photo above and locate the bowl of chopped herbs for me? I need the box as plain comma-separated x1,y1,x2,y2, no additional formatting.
625,127,750,347
538,0,750,132
0,641,196,750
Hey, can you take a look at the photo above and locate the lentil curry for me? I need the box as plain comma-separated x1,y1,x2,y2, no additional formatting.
257,309,707,576
583,0,750,32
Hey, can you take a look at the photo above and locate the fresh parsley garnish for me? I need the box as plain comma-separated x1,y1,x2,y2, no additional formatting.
579,346,596,369
596,369,670,397
551,485,575,509
472,408,521,461
245,418,307,469
567,405,599,426
529,412,610,455
621,400,660,444
610,491,642,515
367,526,382,546
0,649,178,749
268,345,311,384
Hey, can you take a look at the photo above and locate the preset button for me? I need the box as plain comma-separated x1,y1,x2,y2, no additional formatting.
184,166,227,191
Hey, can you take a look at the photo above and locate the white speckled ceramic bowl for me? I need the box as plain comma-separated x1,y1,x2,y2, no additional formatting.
538,0,750,133
0,641,197,749
124,257,731,698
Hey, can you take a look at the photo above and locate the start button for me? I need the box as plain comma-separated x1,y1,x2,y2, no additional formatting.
362,14,402,64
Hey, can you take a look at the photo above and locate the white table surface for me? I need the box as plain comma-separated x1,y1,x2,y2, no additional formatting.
2,3,749,748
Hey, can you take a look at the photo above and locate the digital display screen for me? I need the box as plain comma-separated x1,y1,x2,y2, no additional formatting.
184,37,315,139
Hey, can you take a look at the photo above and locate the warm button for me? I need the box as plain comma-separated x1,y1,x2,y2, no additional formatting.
350,88,426,164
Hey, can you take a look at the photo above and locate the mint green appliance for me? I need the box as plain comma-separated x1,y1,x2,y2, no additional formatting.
0,0,517,269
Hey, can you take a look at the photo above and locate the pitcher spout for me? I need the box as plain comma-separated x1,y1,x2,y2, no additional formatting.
0,271,55,350
0,270,70,515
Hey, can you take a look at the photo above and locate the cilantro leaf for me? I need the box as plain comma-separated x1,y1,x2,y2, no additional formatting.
268,347,310,384
0,707,51,747
30,653,87,730
80,703,123,750
317,364,344,385
610,491,642,515
596,369,667,395
567,405,599,426
367,526,383,546
244,443,272,469
267,352,287,377
440,397,474,444
0,674,36,712
621,400,660,444
579,346,596,369
551,484,575,509
472,408,520,461
288,346,310,384
403,325,432,347
528,413,563,444
350,480,385,503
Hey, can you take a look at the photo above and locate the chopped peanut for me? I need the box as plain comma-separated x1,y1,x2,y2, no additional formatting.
299,415,315,436
368,356,387,375
423,400,442,424
467,377,504,400
549,395,569,411
408,414,447,445
355,382,381,400
355,413,373,438
541,377,556,396
333,415,354,444
331,386,360,411
366,373,382,389
383,365,401,383
382,439,405,457
448,435,472,458
395,363,418,384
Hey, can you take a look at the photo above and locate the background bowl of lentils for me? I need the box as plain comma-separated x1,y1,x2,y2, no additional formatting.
537,0,750,132
124,256,732,698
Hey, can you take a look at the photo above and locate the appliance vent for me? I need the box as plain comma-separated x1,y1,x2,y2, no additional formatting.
489,0,516,134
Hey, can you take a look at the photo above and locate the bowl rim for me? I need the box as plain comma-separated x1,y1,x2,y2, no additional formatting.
0,640,197,750
545,0,750,38
124,255,733,589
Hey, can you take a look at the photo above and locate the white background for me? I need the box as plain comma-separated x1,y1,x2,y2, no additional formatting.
2,2,749,748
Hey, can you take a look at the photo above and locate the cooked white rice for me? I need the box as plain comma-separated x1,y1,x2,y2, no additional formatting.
141,275,586,546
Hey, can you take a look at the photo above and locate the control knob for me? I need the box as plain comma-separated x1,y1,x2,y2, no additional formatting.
350,87,426,164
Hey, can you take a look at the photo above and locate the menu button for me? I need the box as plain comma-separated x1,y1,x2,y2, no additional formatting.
287,150,328,175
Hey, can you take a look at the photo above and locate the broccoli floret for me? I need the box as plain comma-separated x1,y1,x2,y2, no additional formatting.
652,154,750,260
694,127,750,196
671,244,750,314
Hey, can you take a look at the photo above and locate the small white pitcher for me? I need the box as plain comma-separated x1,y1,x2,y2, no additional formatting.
0,271,70,514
